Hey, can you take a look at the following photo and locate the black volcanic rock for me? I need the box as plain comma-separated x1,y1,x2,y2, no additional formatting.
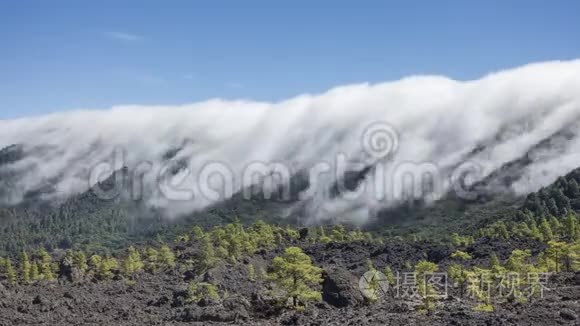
322,267,364,307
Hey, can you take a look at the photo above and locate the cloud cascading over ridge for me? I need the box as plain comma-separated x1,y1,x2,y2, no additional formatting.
1,59,580,225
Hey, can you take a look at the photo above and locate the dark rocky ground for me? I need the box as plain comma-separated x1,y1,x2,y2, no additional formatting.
0,238,578,326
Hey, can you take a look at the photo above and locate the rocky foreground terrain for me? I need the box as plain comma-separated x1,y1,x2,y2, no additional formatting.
1,236,578,326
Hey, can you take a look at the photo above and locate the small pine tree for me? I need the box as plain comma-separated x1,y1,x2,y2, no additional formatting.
39,249,55,281
123,246,144,277
529,218,543,241
364,259,381,303
30,261,40,281
576,216,580,241
98,257,118,280
564,212,578,240
506,249,532,273
254,220,276,249
159,245,176,271
545,241,567,272
451,250,472,261
547,198,560,217
305,227,318,244
247,264,256,281
515,222,532,238
186,281,220,304
451,233,461,245
568,179,580,198
496,221,510,239
468,267,494,310
285,225,300,240
330,225,346,242
415,260,439,314
449,251,472,297
145,247,159,273
549,215,562,237
268,247,323,308
89,254,102,270
197,234,217,273
380,265,396,298
20,252,31,285
73,251,88,274
275,232,284,247
539,218,554,241
5,259,17,285
317,226,331,244
192,226,205,239
489,253,501,268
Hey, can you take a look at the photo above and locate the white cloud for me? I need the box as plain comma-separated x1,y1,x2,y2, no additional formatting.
1,59,580,225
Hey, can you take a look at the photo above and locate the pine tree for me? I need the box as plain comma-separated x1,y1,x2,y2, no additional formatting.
89,254,102,270
145,247,159,273
451,250,472,261
330,225,346,242
5,259,16,285
540,218,554,241
186,281,220,304
564,212,578,240
192,226,205,239
72,250,88,274
30,261,40,281
576,216,580,241
285,225,300,240
159,245,176,271
384,265,396,286
275,232,284,247
39,249,55,281
553,189,572,213
495,221,510,239
547,198,560,217
253,220,276,249
468,267,494,310
247,264,256,281
537,252,554,272
306,227,318,244
20,252,31,284
529,218,543,240
364,259,381,303
197,234,217,273
568,179,580,198
318,226,331,244
415,260,439,314
514,222,532,238
549,215,562,237
489,253,501,268
224,223,243,260
546,241,568,272
97,257,118,280
123,246,144,277
451,233,463,244
268,247,323,308
449,251,472,297
506,249,532,273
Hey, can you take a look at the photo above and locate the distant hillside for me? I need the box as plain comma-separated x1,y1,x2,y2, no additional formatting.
521,167,580,218
1,140,580,255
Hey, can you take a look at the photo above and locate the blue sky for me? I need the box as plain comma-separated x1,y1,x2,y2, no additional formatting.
1,0,579,119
